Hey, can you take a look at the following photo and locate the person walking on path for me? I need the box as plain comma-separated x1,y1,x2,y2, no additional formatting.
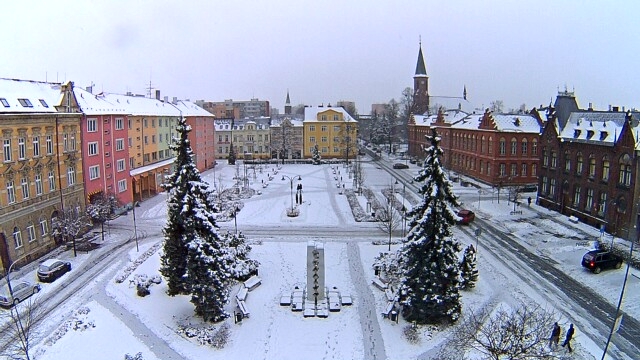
561,324,575,352
549,322,561,349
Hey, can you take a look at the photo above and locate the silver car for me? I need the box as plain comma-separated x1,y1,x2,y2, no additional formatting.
0,281,41,307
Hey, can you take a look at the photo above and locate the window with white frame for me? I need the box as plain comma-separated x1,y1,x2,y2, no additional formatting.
88,142,98,156
89,165,100,180
46,134,53,154
6,180,15,204
3,139,11,162
21,177,29,199
48,170,55,191
333,126,340,132
586,188,594,210
573,185,581,206
87,118,97,132
116,138,124,151
35,173,43,195
27,224,36,242
40,219,47,236
13,227,22,249
18,137,25,159
118,179,127,193
115,118,124,130
321,125,327,131
321,136,327,142
117,159,125,172
63,133,69,151
67,166,76,186
71,133,76,151
32,136,40,157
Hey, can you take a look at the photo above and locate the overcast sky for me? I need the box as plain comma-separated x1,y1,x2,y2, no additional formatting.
4,1,639,114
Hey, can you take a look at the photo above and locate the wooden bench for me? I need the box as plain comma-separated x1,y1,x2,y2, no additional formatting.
510,210,523,215
385,289,397,302
237,300,250,318
244,275,262,291
381,301,395,318
372,278,388,291
236,287,248,302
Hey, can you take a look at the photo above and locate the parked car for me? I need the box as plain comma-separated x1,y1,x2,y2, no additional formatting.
393,163,409,169
37,259,72,282
0,281,40,307
581,250,623,274
457,209,475,224
409,158,417,164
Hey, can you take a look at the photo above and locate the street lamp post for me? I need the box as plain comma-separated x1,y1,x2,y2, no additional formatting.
233,205,240,234
282,174,302,212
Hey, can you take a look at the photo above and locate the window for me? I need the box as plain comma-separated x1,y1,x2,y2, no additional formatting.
598,192,607,215
551,150,557,168
486,162,491,175
602,157,610,181
144,119,148,128
532,139,538,155
46,135,53,154
67,166,76,186
511,138,517,155
165,134,169,143
542,148,548,167
321,136,327,142
576,153,583,174
87,118,97,132
33,136,40,156
152,135,156,144
589,156,596,177
39,99,49,108
48,170,55,191
40,219,47,236
542,176,548,194
573,185,581,206
480,136,485,153
309,125,316,131
618,154,632,186
35,173,43,195
309,136,316,143
510,163,517,176
499,138,506,155
21,177,29,199
88,142,98,156
115,118,124,130
13,227,22,249
499,163,506,176
586,189,594,210
6,180,15,204
550,178,556,196
117,159,125,172
532,163,537,176
564,150,571,172
18,98,33,108
144,136,148,145
334,126,340,132
89,165,100,180
321,115,326,121
18,137,26,159
0,98,8,107
116,138,124,151
118,179,127,193
27,224,36,242
63,133,68,151
152,119,155,128
321,125,327,131
521,163,527,176
333,147,339,153
521,139,528,154
3,139,11,162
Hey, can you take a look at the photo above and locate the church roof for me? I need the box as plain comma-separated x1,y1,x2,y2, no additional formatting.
415,45,427,76
285,90,291,105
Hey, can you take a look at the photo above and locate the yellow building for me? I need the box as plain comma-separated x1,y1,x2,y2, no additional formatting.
0,79,84,270
232,117,271,160
303,106,358,161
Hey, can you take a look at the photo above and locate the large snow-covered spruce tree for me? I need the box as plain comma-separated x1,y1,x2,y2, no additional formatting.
398,128,462,324
160,116,222,296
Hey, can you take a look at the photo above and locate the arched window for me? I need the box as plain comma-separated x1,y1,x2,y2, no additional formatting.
521,138,528,155
588,155,596,177
551,150,557,168
532,139,538,155
542,147,548,167
511,138,517,155
564,150,571,172
602,156,610,181
488,137,493,154
499,137,506,155
576,153,584,174
619,153,632,186
573,185,581,206
481,136,485,153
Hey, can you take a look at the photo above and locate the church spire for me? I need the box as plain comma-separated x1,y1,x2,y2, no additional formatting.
412,39,429,115
415,40,427,76
463,85,467,100
284,90,292,115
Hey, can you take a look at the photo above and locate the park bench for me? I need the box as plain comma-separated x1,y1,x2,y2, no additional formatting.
236,287,248,302
341,293,353,306
381,301,395,318
237,300,250,318
372,277,388,291
510,210,523,215
244,275,262,291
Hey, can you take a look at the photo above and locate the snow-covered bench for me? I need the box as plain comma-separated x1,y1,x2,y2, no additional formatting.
372,278,388,291
237,300,250,318
244,275,262,291
280,292,292,306
236,287,248,302
385,288,397,302
341,293,353,306
381,301,395,318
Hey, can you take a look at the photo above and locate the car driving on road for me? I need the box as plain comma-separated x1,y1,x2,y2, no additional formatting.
37,259,72,282
581,250,623,274
393,163,409,169
0,281,40,307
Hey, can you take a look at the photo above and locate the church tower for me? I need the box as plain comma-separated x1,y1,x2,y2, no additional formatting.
413,41,429,115
285,90,292,115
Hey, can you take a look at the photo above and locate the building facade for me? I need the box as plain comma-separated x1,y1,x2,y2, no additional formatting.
270,117,303,160
303,106,358,161
174,100,216,172
200,98,270,119
0,79,85,271
231,118,271,159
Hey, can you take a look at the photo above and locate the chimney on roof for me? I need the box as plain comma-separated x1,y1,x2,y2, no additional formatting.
164,96,168,103
588,102,593,111
608,105,612,111
623,106,625,112
172,97,178,105
86,86,93,94
126,91,132,96
155,90,160,100
613,106,619,112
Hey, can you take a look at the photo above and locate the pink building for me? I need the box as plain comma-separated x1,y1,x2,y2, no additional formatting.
72,86,132,207
174,100,216,172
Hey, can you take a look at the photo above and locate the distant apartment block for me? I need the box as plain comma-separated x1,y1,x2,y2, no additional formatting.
200,98,270,119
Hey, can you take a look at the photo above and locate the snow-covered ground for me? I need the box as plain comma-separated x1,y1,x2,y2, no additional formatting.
8,156,637,359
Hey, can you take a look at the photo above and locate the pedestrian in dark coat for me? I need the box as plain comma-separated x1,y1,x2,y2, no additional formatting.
561,324,575,352
549,322,561,348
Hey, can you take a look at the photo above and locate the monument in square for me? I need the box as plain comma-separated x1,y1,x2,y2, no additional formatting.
306,241,325,304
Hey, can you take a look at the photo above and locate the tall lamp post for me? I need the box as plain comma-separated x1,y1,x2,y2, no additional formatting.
282,174,302,211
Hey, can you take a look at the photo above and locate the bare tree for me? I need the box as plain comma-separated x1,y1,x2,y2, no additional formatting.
0,298,44,360
438,302,560,360
86,192,121,242
490,100,504,113
51,208,92,257
376,185,402,251
353,159,366,191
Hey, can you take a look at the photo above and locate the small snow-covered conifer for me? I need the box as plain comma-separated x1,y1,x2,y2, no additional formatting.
459,244,478,290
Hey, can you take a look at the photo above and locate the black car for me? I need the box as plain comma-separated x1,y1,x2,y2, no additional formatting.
393,163,409,169
581,250,623,274
37,259,72,282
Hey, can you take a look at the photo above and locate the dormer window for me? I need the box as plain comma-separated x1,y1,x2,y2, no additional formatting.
573,129,581,138
600,132,608,141
513,117,521,126
39,99,49,108
18,99,33,108
0,98,8,107
587,130,595,139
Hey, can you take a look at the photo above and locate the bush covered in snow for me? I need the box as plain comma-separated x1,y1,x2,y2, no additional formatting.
344,188,381,222
177,321,230,349
115,243,162,283
403,324,420,344
129,274,162,297
124,352,143,360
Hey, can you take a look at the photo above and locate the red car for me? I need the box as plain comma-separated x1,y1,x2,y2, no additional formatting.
457,209,475,225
